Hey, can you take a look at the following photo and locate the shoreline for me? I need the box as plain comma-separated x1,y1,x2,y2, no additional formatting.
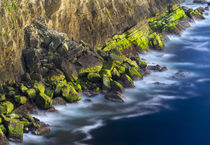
0,2,208,145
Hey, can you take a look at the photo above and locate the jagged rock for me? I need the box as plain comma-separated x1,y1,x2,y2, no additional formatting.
22,49,41,74
60,59,78,81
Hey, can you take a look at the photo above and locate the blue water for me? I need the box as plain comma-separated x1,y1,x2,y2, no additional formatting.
17,1,210,145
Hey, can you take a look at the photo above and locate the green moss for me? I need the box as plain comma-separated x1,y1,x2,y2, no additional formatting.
100,69,112,78
35,93,53,109
148,5,187,32
79,64,103,75
26,89,36,99
0,125,6,134
111,81,124,93
128,67,143,78
8,119,24,136
8,90,16,97
49,73,66,84
139,61,147,68
112,68,120,79
0,94,6,102
14,95,28,105
88,73,101,82
116,65,126,74
149,32,164,49
7,113,20,119
0,101,14,114
102,75,111,89
34,82,45,93
62,85,81,102
20,84,28,94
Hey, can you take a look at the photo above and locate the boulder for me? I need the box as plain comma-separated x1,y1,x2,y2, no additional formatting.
87,73,101,83
53,97,67,105
0,101,14,114
104,91,125,103
62,85,82,102
78,55,103,75
34,82,45,93
120,74,135,88
8,119,24,143
60,59,78,81
0,129,9,145
13,103,39,115
22,49,41,74
35,93,53,109
111,81,125,93
102,75,111,90
14,95,28,105
26,88,36,99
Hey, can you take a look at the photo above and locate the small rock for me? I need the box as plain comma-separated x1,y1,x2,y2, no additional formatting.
104,91,125,103
53,97,67,105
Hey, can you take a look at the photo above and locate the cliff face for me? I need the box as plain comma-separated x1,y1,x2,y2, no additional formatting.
0,0,181,82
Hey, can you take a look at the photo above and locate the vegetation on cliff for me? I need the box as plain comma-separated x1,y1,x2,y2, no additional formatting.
0,2,206,144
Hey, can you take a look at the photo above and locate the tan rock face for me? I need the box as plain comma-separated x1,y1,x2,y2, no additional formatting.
0,0,180,82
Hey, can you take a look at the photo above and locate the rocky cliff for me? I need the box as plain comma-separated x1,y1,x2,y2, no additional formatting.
0,0,182,82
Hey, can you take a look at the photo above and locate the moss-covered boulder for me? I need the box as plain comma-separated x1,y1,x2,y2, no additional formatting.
87,73,101,83
120,74,135,88
102,75,111,90
100,69,112,78
116,65,126,74
15,95,28,105
112,68,121,79
111,81,125,93
20,84,28,94
35,93,53,109
26,89,36,99
0,129,9,145
62,85,81,102
0,101,14,114
0,93,6,102
128,67,143,79
48,69,66,84
78,55,103,75
34,82,45,93
0,124,6,134
8,119,24,142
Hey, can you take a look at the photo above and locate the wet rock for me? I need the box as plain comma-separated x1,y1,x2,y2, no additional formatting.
53,97,67,105
32,127,50,136
84,99,92,103
47,107,57,113
87,73,101,83
193,0,207,4
104,91,125,103
172,70,188,79
160,66,168,72
111,81,125,93
120,74,135,88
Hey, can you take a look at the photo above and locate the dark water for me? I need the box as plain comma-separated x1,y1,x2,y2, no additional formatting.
17,1,210,145
86,3,210,145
